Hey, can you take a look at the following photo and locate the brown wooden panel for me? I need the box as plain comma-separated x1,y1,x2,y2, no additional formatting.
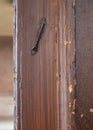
76,0,93,129
16,0,59,130
14,0,76,129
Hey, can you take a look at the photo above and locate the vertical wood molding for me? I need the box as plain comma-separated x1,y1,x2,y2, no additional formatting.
14,0,21,130
59,0,76,130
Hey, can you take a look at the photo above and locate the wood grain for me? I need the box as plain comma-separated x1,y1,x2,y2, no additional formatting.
16,0,59,130
14,0,76,130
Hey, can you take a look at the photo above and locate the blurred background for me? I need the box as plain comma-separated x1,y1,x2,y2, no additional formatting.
0,0,13,130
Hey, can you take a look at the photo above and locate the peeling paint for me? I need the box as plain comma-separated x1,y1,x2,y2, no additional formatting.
80,114,84,118
72,111,75,115
64,40,71,45
13,68,17,79
89,108,93,113
73,99,76,111
68,84,73,93
71,99,76,115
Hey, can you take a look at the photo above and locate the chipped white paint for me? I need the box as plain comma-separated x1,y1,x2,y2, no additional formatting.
72,111,75,115
80,114,84,118
13,68,17,79
64,40,71,45
68,84,73,93
89,108,93,113
73,99,76,111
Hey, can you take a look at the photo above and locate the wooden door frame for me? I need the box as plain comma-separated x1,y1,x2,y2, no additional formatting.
14,0,76,130
58,0,76,130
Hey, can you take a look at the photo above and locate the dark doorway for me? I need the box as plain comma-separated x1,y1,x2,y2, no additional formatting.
76,0,93,129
